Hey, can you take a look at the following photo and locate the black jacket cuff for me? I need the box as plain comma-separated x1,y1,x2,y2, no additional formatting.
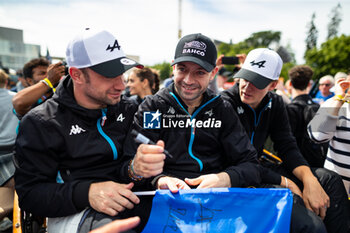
72,181,92,210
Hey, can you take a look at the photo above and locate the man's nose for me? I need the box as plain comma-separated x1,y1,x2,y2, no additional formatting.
183,73,194,84
114,76,126,90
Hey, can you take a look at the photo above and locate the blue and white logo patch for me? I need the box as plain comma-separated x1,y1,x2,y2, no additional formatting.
143,110,161,129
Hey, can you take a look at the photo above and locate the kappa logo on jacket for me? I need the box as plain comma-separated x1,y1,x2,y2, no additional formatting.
237,106,244,114
167,107,175,114
69,125,86,135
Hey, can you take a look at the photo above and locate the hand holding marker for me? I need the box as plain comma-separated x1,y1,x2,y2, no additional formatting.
131,130,173,158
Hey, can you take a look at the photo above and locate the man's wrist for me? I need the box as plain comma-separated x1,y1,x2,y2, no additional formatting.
40,78,50,88
151,174,167,188
218,172,231,187
40,78,56,93
128,159,143,181
334,94,345,102
334,94,349,103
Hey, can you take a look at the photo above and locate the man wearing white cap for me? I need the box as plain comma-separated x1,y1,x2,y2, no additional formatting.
222,48,350,233
14,29,166,232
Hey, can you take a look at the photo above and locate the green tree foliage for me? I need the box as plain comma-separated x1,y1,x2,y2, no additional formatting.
305,13,318,53
151,61,172,81
245,31,281,48
305,34,350,79
327,3,342,40
280,62,295,81
218,30,282,57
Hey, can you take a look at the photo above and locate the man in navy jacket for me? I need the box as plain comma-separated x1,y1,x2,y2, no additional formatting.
15,29,166,232
222,48,349,233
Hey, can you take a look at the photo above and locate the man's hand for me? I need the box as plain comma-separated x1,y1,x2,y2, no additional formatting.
90,216,140,233
215,54,225,69
157,176,191,193
335,76,350,97
302,176,330,220
132,140,166,178
185,172,231,189
88,181,140,216
281,176,303,198
47,62,65,85
236,54,246,69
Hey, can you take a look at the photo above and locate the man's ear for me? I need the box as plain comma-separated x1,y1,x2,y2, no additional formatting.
172,60,176,72
307,81,311,88
210,67,219,81
70,67,84,84
25,77,34,86
269,80,278,91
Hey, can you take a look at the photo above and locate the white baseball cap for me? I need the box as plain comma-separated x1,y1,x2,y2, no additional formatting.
66,28,143,78
234,48,283,89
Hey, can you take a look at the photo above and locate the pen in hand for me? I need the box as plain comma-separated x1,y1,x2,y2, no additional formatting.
131,130,173,158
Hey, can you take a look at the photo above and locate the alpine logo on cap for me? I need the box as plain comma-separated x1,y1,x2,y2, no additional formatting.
106,40,121,52
250,60,266,68
182,41,207,57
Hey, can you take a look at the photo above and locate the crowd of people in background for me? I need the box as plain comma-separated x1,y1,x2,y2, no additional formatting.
0,28,349,233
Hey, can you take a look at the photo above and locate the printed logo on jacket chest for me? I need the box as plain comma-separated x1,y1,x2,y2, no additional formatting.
69,124,86,135
143,109,221,129
116,113,125,122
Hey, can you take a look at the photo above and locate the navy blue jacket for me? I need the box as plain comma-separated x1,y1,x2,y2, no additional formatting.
221,83,309,181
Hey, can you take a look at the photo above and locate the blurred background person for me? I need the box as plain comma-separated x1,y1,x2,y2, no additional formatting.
313,75,335,104
127,67,160,104
275,78,292,104
12,58,65,117
162,73,174,89
286,65,328,168
0,69,18,231
308,73,350,198
11,69,28,92
216,67,233,92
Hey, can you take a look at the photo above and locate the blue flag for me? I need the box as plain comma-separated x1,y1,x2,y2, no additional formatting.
142,188,292,233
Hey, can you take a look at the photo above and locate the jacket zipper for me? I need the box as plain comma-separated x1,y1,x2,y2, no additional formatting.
245,99,272,145
97,108,118,160
169,92,220,171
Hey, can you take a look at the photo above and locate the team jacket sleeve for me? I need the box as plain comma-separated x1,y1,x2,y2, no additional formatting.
14,113,90,217
308,99,339,143
269,97,309,173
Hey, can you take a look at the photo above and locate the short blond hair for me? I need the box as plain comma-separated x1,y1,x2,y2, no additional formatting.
0,69,9,87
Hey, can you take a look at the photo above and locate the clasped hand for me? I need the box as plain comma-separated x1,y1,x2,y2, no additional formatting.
157,172,231,193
